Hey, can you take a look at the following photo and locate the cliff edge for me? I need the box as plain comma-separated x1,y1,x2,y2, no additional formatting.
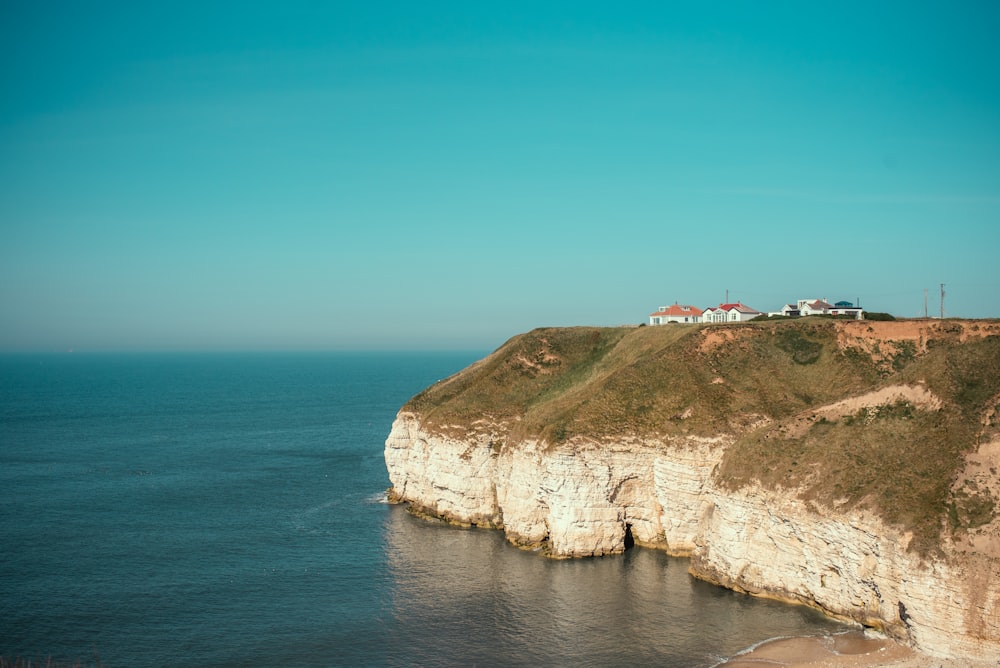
384,319,1000,660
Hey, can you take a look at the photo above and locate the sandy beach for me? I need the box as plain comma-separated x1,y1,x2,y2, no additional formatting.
720,631,995,667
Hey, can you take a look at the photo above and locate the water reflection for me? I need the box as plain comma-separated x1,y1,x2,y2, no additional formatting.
381,505,844,667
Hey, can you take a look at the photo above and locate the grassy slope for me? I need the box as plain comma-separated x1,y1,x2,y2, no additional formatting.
403,319,1000,554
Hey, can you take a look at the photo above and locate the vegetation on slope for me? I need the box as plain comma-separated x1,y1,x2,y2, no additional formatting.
405,326,633,440
718,331,1000,556
407,319,883,443
403,319,1000,554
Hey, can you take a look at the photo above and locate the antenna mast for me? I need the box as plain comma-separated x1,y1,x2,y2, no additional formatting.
924,288,928,318
940,283,945,319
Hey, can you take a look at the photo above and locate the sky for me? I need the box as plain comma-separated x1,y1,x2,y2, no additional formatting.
2,2,999,352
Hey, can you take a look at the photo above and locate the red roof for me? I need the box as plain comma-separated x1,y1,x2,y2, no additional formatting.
716,302,760,314
650,303,704,317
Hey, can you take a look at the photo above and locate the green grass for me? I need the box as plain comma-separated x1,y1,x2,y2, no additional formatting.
404,319,1000,554
719,401,962,555
408,320,886,442
717,332,1000,556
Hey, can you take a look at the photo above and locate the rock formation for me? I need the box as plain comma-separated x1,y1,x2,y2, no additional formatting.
385,319,1000,660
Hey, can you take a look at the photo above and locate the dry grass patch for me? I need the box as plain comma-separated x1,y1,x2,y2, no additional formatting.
717,333,1000,556
401,319,1000,554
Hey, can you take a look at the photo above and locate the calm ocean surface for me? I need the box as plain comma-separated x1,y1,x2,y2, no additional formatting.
0,353,845,666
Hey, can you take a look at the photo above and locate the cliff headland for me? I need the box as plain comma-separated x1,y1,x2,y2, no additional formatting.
384,318,1000,661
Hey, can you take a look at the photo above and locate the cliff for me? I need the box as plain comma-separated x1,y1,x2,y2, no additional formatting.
384,319,1000,660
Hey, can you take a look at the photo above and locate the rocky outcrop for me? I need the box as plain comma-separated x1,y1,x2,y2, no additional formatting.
385,411,1000,660
385,320,1000,661
690,488,1000,659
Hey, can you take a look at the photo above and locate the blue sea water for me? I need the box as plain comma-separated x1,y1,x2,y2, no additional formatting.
0,352,845,666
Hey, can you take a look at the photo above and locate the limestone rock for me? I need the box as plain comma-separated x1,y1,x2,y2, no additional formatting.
384,320,1000,662
385,412,1000,661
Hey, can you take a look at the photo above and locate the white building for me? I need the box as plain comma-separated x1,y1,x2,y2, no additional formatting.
768,299,864,320
798,299,835,316
649,303,704,325
702,302,763,323
768,304,801,317
792,298,864,320
829,300,864,319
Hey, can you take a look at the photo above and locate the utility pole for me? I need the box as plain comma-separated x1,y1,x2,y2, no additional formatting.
940,284,945,319
924,288,928,319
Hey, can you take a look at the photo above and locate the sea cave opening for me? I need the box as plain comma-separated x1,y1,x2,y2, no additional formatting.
623,523,635,551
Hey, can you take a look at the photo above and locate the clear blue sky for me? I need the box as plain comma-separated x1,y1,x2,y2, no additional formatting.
2,2,999,351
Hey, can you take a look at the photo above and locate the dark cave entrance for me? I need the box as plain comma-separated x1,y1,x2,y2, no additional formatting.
623,523,635,551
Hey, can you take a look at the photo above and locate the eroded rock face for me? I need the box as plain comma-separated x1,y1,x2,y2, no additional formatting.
384,411,1000,661
384,413,501,528
690,489,1000,659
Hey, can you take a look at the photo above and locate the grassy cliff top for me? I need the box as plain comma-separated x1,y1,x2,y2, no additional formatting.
404,318,1000,555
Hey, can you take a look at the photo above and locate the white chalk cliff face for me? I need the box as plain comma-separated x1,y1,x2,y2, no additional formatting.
385,410,1000,661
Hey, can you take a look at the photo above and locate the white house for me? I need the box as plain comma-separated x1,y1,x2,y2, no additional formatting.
798,299,835,316
649,303,703,325
794,298,864,320
702,302,763,323
769,304,801,317
829,300,864,319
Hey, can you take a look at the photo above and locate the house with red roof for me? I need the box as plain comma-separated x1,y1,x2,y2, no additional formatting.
649,303,704,325
702,302,763,323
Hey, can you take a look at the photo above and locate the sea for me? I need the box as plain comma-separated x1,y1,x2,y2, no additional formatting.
0,352,847,667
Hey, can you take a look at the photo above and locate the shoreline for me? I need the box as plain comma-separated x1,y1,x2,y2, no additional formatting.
719,630,991,667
